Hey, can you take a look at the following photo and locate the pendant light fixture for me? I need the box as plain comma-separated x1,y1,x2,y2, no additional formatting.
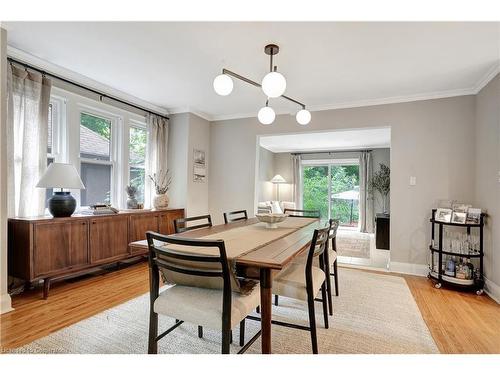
257,100,276,125
213,44,310,125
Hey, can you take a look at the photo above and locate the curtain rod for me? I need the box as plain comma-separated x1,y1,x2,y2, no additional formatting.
291,149,373,156
7,57,169,121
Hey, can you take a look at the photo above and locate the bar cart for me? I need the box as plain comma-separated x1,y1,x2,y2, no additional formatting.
428,209,485,295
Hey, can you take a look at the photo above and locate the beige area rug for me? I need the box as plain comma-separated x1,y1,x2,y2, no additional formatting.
336,230,371,259
9,268,438,354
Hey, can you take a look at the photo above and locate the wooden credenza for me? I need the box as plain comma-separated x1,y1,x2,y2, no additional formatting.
8,208,184,298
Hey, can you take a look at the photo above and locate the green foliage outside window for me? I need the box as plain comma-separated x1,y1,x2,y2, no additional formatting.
81,113,111,140
302,165,360,225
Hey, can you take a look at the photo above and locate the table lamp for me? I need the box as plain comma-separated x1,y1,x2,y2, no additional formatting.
270,174,286,202
36,163,85,217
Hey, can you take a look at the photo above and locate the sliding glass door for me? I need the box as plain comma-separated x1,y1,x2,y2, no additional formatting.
302,160,360,227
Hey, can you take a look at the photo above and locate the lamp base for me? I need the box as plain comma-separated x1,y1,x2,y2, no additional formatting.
48,192,77,217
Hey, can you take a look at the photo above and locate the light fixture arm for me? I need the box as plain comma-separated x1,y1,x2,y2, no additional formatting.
222,68,306,109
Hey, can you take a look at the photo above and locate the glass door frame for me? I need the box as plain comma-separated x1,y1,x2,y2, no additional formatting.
301,158,360,222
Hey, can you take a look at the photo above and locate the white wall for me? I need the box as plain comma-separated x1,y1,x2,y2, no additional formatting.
0,27,12,313
474,73,500,291
209,96,476,268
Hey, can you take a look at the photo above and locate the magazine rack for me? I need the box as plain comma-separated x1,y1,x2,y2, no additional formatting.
428,209,485,295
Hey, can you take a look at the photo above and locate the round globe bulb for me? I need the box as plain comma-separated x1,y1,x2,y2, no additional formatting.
258,106,276,125
213,74,233,96
261,71,286,98
296,109,311,125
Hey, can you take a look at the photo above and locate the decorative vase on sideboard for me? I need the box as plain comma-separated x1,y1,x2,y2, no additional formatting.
153,193,169,209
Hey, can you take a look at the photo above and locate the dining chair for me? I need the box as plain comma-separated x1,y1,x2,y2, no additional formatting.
270,224,331,354
174,214,212,234
146,231,261,354
274,207,321,307
223,210,248,224
283,208,321,218
324,219,340,315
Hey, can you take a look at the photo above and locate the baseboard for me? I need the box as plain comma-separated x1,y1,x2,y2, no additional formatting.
484,277,500,304
389,261,429,277
0,293,13,314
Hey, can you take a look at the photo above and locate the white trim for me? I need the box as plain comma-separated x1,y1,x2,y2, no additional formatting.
484,277,500,304
0,293,13,314
472,62,500,94
167,106,212,122
7,46,169,117
389,261,429,276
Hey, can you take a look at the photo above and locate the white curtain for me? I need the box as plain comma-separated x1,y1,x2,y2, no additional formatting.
7,65,51,217
359,151,374,233
145,113,169,207
292,154,302,209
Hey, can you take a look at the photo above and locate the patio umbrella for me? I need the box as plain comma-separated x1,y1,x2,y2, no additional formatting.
331,187,359,224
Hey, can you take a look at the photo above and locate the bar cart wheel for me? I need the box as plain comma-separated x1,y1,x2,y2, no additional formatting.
476,289,484,296
434,283,442,289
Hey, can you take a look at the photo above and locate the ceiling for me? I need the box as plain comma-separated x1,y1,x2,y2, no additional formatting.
259,128,391,153
4,22,499,120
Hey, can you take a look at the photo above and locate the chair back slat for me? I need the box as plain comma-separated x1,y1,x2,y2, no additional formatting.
305,223,333,272
329,219,340,239
223,210,248,224
257,206,272,214
174,214,212,233
146,231,229,279
155,258,224,278
284,208,321,219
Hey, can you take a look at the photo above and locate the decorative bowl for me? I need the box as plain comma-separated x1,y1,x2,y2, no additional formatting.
255,213,288,229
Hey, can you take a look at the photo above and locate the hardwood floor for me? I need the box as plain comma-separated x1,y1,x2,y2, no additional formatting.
1,261,499,353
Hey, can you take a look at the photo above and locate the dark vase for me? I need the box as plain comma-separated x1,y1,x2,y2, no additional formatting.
48,191,77,217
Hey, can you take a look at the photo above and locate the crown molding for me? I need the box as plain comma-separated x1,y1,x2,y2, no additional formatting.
167,106,213,122
472,62,500,94
7,46,170,117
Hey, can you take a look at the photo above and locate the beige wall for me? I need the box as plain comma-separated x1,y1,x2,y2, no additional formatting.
475,73,500,289
186,113,210,216
210,96,476,268
168,113,210,217
168,113,190,210
257,146,275,203
0,27,12,313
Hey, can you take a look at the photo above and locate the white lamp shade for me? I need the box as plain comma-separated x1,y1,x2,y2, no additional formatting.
271,174,286,184
213,74,234,96
36,163,85,189
296,109,311,125
261,71,287,98
258,106,275,125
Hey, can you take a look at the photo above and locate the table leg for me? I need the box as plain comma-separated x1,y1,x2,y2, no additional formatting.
259,268,272,354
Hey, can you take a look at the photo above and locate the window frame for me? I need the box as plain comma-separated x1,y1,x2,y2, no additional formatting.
77,104,121,208
128,120,148,206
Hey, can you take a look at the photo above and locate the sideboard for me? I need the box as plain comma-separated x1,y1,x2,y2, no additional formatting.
8,208,184,299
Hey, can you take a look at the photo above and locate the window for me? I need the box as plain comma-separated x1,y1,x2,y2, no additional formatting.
45,102,57,204
79,112,113,206
129,125,147,204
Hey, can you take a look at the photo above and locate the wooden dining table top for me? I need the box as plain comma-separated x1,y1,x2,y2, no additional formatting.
129,217,325,271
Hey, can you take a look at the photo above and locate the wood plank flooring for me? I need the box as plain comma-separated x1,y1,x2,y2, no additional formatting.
1,261,499,353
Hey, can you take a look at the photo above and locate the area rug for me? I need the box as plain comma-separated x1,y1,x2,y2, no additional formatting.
8,268,438,354
336,230,371,259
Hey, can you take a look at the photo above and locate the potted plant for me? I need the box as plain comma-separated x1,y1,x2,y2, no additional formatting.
149,170,172,209
368,163,390,214
125,185,138,209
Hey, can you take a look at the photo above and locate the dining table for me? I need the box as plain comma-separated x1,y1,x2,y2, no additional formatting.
129,216,324,354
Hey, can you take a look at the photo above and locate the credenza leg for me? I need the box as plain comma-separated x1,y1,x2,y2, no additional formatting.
43,278,51,300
